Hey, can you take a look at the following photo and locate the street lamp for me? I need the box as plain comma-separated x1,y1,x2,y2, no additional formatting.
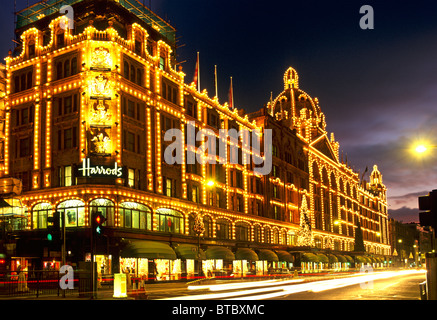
412,143,437,156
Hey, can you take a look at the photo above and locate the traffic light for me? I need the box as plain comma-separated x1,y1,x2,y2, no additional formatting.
92,211,107,235
419,190,437,231
47,211,61,241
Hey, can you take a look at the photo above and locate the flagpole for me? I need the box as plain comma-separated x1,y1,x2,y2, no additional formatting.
228,76,234,110
214,65,218,100
231,77,234,109
197,52,200,92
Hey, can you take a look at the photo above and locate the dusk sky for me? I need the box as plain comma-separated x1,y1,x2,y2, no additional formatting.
3,0,437,223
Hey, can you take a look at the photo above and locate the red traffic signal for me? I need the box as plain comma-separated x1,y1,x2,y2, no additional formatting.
92,211,107,235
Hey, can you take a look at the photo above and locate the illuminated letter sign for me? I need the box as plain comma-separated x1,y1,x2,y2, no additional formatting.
78,159,124,178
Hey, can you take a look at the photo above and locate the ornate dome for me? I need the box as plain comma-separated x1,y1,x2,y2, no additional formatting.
269,67,326,140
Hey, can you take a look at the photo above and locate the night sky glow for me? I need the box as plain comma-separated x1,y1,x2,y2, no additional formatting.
3,0,437,223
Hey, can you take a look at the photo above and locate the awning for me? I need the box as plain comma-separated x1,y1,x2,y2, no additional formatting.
174,244,206,260
301,253,319,263
257,249,279,262
317,253,329,264
335,255,347,263
120,240,177,260
235,248,258,261
275,250,294,262
344,255,354,264
205,246,235,260
327,254,338,263
355,256,367,263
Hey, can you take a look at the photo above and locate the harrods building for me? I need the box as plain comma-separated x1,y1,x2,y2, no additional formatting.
0,0,391,280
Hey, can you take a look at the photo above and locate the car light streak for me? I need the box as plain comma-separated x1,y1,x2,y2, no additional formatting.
231,269,426,300
162,269,425,300
188,279,304,292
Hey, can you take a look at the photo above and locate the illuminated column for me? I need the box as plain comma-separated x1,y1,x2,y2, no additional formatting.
146,106,153,191
116,92,122,164
156,110,162,193
80,86,87,162
4,107,9,176
181,119,187,199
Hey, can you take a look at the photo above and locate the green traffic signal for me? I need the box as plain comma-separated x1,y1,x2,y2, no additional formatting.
47,233,53,241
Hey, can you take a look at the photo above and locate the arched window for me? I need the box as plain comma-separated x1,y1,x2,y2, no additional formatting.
331,172,337,190
254,225,262,242
188,213,196,236
57,199,85,227
272,229,279,244
203,215,212,238
264,227,271,243
89,198,115,227
119,202,151,230
32,202,52,229
235,222,250,242
216,218,231,240
156,208,184,234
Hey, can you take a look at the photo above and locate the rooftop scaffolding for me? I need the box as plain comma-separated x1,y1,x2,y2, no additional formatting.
16,0,176,44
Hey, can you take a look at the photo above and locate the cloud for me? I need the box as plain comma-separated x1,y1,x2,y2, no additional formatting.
388,206,419,223
388,190,429,209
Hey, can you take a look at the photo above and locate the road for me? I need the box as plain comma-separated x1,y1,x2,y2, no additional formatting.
158,269,427,301
275,271,426,300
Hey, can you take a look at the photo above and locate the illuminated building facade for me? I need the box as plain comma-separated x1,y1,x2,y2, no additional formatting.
1,0,390,278
262,68,390,256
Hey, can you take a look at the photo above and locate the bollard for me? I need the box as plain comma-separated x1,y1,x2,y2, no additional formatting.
426,253,437,300
419,281,427,300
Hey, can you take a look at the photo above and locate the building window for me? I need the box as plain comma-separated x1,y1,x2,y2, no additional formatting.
159,56,165,70
59,165,73,187
55,57,78,80
272,145,278,157
89,198,115,227
32,202,52,230
161,80,178,105
19,137,31,158
235,222,250,242
128,169,135,188
165,178,173,197
188,213,196,236
216,219,231,240
58,127,78,150
264,227,271,243
13,70,33,93
57,200,85,228
123,130,139,153
156,208,184,234
119,202,152,230
56,94,79,116
203,215,212,238
191,185,199,203
254,225,261,242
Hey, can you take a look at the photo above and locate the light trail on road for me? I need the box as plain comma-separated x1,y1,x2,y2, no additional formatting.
160,269,426,300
